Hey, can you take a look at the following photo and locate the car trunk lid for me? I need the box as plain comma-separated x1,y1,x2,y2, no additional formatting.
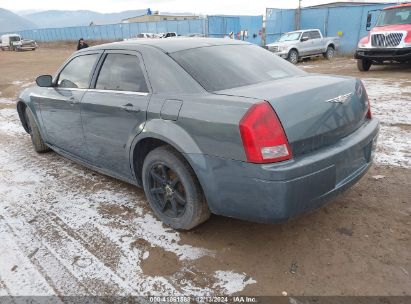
214,74,369,156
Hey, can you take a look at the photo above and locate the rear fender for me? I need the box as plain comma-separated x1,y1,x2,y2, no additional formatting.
129,118,203,179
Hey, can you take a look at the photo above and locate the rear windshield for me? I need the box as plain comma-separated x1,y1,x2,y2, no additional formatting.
170,44,304,92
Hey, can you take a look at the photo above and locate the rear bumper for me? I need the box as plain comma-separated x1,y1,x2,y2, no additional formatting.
186,118,379,223
355,47,411,61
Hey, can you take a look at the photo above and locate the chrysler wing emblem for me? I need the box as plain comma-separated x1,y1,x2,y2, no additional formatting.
325,92,353,104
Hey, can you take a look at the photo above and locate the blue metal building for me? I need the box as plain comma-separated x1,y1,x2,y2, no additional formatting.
266,2,399,54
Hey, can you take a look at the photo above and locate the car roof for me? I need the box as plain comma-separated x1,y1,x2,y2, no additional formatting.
83,37,250,54
284,29,319,34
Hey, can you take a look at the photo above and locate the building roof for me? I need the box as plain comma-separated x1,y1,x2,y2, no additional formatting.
122,13,198,22
84,37,249,54
306,1,396,8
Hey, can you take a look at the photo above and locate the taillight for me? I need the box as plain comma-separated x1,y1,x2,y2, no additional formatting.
362,81,372,119
239,101,292,164
366,98,372,119
357,80,371,119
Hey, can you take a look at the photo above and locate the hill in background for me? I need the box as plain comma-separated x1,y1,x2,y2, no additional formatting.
23,9,148,28
0,8,36,32
0,8,148,32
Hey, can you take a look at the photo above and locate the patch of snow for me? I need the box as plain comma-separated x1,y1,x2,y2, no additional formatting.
375,126,411,169
0,121,26,135
0,109,256,296
300,65,316,69
11,80,34,88
0,108,18,119
213,271,256,294
0,98,14,105
21,82,35,88
362,78,411,126
361,78,411,169
0,108,25,135
0,220,56,296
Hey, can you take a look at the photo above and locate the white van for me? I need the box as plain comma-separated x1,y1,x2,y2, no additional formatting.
1,34,37,51
1,34,22,51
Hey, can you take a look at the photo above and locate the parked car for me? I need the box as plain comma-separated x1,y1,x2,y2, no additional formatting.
266,29,340,64
355,2,411,71
157,32,177,38
1,34,37,51
124,33,157,41
188,33,206,37
17,38,379,230
21,38,38,50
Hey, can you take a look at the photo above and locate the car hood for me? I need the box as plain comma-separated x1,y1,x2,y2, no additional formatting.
266,40,298,47
372,24,411,32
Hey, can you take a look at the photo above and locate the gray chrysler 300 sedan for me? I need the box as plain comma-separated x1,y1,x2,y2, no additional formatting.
17,38,379,229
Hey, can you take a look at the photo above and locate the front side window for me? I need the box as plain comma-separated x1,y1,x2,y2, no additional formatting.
171,44,305,92
96,54,149,92
301,32,310,40
58,54,99,89
278,32,301,42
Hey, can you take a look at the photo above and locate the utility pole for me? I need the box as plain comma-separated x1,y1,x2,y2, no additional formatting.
296,0,302,30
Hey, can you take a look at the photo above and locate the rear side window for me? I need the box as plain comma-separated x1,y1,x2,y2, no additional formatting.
309,31,321,39
96,54,149,92
58,54,99,89
171,44,304,92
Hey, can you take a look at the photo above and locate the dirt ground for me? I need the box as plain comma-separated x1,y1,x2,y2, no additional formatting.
0,45,410,297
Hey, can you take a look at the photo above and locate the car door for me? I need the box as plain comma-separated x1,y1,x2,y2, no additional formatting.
37,52,101,158
299,31,313,56
80,50,151,180
309,30,323,54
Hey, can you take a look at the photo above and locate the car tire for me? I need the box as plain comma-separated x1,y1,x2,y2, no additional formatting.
324,46,335,60
142,146,210,230
25,108,51,153
357,59,372,71
287,49,299,64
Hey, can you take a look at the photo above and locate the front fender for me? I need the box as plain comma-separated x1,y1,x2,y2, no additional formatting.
17,89,35,133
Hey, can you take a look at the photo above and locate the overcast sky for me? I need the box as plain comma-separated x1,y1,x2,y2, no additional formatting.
3,0,400,15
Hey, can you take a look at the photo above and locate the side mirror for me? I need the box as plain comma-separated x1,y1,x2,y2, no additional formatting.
36,75,53,87
301,36,309,42
366,12,372,31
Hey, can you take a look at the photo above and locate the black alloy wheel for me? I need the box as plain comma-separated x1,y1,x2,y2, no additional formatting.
142,146,210,230
148,162,187,218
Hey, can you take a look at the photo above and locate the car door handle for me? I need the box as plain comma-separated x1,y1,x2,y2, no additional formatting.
121,103,141,113
66,96,79,104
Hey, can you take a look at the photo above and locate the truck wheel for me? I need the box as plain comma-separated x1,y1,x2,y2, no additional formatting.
357,59,372,72
324,46,335,60
25,108,51,153
287,49,299,64
142,146,210,230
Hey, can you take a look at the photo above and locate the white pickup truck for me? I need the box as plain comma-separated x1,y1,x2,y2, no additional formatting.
266,29,340,64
